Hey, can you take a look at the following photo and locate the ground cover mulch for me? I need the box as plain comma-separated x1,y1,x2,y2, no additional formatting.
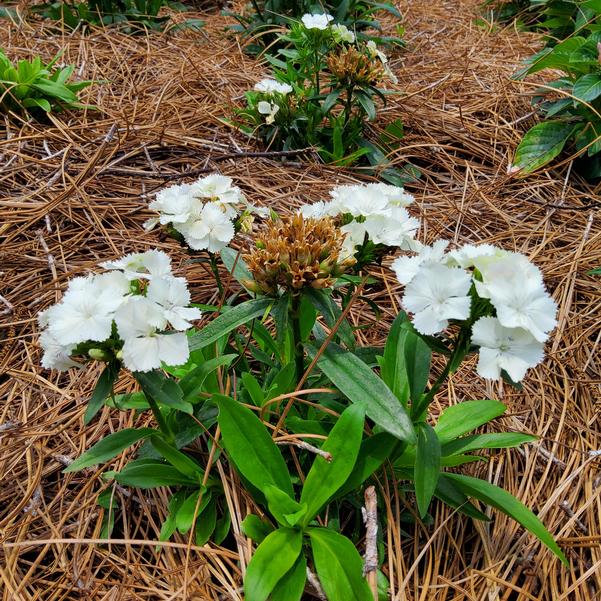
1,0,600,598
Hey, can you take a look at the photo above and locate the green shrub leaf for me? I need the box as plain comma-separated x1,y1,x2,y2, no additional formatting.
434,400,506,443
309,528,373,601
414,423,441,518
445,473,568,564
244,528,303,601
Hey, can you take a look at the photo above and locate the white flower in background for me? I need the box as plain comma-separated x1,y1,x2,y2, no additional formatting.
254,78,293,95
329,184,391,217
446,243,497,269
102,249,172,281
257,100,280,125
366,40,398,84
391,239,450,285
148,182,197,226
402,263,472,335
363,209,420,249
340,220,368,258
147,276,202,330
189,174,245,218
299,200,328,219
368,182,414,208
301,13,333,30
39,330,79,370
331,23,355,43
115,296,189,372
178,202,236,252
471,316,544,382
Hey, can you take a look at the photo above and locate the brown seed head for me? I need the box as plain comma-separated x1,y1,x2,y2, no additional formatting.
327,46,383,87
243,214,356,295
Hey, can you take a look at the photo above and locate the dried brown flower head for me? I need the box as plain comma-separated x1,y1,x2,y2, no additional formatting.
243,214,356,295
327,47,383,87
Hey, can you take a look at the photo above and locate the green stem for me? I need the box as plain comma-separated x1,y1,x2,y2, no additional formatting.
250,0,264,21
344,83,354,127
209,252,224,298
291,293,304,381
146,395,175,444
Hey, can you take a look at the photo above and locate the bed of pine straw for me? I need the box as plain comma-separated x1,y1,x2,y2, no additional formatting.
1,0,600,599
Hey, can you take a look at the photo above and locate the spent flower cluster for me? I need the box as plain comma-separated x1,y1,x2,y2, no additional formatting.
146,174,267,253
38,250,201,373
393,241,557,382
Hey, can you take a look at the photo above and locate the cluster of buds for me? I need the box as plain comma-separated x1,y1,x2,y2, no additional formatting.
327,46,383,87
242,215,356,295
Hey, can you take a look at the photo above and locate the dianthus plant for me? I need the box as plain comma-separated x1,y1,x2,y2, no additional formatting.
235,15,411,179
46,181,567,601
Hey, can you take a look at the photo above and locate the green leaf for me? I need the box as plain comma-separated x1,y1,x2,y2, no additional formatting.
573,73,601,102
159,491,187,541
188,298,272,351
414,423,441,518
445,473,568,564
265,485,307,527
379,312,410,404
84,362,118,424
216,394,293,497
241,514,274,544
179,354,237,403
195,497,217,545
270,554,306,601
309,528,373,601
135,371,192,414
64,428,155,472
241,372,265,406
434,400,506,443
512,121,577,174
220,246,254,289
176,489,212,534
150,435,204,481
442,433,537,456
114,459,197,488
244,528,303,601
300,404,365,525
434,475,490,521
309,342,416,443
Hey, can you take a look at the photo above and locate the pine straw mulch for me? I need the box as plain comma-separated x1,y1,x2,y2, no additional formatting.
1,0,600,599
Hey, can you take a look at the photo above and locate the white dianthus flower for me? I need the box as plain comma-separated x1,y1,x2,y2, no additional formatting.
340,220,368,258
471,316,544,382
102,249,173,281
331,23,355,43
391,240,450,285
298,200,328,219
257,100,280,125
363,209,419,249
39,330,79,370
146,276,202,330
301,12,333,30
178,203,236,252
402,263,472,335
189,174,245,218
254,78,293,95
329,184,391,217
115,297,189,372
149,182,197,225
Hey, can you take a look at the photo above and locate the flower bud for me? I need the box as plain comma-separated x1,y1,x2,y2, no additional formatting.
88,348,109,361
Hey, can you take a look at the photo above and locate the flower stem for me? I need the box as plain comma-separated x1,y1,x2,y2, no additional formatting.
291,293,305,381
146,395,175,444
209,252,224,298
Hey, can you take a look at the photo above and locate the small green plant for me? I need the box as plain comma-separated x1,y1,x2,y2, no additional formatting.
234,16,415,183
226,0,404,54
31,0,203,33
0,50,94,116
511,32,601,176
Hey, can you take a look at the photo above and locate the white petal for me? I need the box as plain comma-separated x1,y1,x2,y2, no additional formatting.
157,332,190,367
122,337,161,372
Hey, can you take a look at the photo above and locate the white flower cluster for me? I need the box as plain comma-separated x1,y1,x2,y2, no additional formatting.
392,241,557,382
254,78,293,96
298,182,419,258
146,174,266,253
331,23,355,44
301,13,333,30
38,250,201,373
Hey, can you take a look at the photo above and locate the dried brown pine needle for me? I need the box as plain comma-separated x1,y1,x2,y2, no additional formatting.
1,0,600,599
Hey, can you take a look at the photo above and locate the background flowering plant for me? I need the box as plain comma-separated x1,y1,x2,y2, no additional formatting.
43,183,567,601
234,15,414,180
